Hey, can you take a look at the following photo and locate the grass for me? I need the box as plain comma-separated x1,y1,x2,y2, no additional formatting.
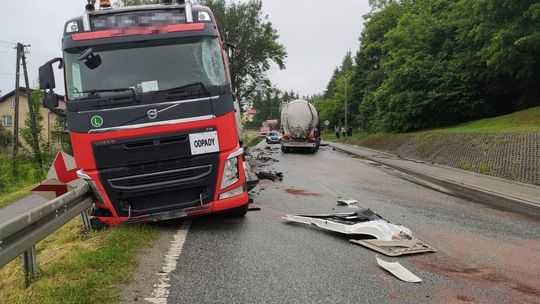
0,184,35,208
0,218,160,304
321,106,540,145
247,136,265,147
430,106,540,133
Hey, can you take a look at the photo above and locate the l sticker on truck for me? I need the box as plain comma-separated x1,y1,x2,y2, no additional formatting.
189,131,219,155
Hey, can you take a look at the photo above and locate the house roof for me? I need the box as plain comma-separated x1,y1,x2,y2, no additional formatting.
0,87,63,103
0,87,34,103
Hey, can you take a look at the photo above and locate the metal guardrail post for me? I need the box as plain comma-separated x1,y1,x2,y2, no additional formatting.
81,210,92,232
23,246,38,287
0,183,93,287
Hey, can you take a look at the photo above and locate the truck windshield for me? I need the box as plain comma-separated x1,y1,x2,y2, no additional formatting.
64,36,227,100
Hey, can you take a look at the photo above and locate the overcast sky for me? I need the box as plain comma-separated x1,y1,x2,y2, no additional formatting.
0,0,371,97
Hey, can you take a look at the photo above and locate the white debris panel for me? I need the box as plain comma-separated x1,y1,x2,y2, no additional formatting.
376,257,422,283
282,209,411,241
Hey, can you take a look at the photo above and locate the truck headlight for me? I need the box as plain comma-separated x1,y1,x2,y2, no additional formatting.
220,148,243,189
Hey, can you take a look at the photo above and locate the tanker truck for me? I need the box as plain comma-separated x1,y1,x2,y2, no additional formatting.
280,99,320,153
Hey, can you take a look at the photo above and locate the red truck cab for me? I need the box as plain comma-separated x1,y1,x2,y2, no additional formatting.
38,0,248,226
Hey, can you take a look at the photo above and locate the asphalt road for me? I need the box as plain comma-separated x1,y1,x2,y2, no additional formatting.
163,142,540,304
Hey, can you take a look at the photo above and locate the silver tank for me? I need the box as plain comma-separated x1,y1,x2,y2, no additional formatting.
280,99,319,139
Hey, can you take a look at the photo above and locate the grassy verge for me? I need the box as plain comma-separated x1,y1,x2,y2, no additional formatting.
429,106,540,132
0,218,159,304
0,184,35,209
322,106,540,144
247,136,265,147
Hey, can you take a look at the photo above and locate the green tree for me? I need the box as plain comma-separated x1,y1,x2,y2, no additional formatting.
203,0,287,101
0,124,12,148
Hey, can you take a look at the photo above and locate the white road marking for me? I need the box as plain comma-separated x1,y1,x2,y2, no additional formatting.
144,221,191,304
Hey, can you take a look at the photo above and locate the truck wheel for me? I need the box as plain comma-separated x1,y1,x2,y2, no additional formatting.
90,218,108,230
281,146,287,153
227,203,249,217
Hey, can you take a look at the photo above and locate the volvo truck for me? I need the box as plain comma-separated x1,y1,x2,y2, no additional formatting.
39,0,248,226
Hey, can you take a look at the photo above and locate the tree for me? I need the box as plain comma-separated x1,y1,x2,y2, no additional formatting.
115,0,287,105
202,0,286,101
0,124,12,149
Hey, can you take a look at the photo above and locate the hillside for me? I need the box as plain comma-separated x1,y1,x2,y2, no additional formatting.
326,107,540,185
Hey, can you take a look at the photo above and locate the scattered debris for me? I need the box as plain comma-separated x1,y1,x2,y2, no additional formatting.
256,171,283,182
337,199,358,206
376,257,422,283
244,161,259,191
256,152,278,163
350,237,437,256
282,209,411,240
283,208,437,256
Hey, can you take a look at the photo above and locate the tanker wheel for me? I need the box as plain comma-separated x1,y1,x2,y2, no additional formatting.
226,203,249,217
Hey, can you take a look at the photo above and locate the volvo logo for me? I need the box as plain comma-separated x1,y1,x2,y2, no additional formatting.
147,109,158,119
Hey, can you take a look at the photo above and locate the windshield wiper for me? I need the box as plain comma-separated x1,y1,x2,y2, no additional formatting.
78,87,139,101
159,82,210,96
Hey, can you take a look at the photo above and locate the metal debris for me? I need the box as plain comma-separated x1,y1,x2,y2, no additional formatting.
376,257,422,283
244,161,259,191
256,171,283,182
350,236,437,256
337,199,358,206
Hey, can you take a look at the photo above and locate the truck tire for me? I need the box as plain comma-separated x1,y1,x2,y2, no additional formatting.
281,146,287,153
227,203,249,217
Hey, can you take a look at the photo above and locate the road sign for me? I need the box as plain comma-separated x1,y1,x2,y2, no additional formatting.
31,178,74,200
47,151,79,183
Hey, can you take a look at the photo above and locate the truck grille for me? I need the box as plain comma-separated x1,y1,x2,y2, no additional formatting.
92,130,219,217
108,164,212,190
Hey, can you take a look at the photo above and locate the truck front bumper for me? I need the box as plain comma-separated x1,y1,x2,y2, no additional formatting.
281,140,317,148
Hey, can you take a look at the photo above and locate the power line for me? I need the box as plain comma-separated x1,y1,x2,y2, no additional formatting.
0,40,17,45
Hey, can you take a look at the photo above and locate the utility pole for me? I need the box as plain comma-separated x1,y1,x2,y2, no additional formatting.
12,43,22,175
21,43,42,170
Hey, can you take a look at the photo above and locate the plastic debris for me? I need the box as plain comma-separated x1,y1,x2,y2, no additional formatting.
282,209,411,241
376,257,422,283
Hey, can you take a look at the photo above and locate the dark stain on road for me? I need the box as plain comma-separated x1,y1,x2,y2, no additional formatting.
413,258,540,301
456,294,475,302
284,188,321,196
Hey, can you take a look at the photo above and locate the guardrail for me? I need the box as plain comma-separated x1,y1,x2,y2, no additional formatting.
0,183,93,287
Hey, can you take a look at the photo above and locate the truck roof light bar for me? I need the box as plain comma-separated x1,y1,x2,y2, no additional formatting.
100,0,111,9
72,23,204,41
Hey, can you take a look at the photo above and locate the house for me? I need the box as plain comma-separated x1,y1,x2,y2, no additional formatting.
0,87,62,150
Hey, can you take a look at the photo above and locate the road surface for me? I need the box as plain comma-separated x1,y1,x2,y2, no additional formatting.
128,142,540,304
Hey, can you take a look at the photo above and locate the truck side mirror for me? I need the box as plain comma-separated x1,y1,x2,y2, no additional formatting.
39,57,63,90
39,57,65,117
42,92,59,109
42,92,65,117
